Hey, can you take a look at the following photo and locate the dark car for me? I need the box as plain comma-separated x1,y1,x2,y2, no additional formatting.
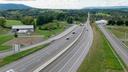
72,32,76,34
66,37,69,40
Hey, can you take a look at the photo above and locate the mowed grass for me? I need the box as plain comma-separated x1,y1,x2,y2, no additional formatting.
0,35,13,51
107,26,128,39
6,20,23,27
36,28,65,39
0,43,49,67
77,24,124,72
0,27,9,34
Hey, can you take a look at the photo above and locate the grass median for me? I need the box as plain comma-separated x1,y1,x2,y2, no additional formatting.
77,23,124,72
0,43,49,67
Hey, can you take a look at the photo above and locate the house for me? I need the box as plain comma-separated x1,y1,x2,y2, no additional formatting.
12,25,34,34
95,20,108,25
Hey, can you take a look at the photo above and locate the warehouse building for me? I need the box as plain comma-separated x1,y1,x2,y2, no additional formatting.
12,25,34,34
95,20,108,25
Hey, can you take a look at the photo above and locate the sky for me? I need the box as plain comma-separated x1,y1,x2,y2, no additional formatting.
0,0,128,9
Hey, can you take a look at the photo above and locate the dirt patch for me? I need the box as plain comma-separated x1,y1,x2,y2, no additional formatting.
4,37,44,47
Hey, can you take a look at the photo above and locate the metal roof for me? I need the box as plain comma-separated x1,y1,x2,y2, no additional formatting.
95,20,108,24
12,25,34,29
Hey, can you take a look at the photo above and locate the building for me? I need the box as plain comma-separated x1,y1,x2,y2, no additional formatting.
95,20,108,25
12,25,34,34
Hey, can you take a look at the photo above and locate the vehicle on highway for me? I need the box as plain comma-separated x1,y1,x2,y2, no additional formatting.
66,37,70,40
72,32,76,34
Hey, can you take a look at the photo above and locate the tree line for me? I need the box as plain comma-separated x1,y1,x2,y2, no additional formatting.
108,20,128,26
0,9,88,29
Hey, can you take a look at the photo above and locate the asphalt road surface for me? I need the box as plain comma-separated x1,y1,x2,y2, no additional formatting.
0,24,84,72
98,24,128,69
40,20,93,72
0,25,78,58
0,14,93,72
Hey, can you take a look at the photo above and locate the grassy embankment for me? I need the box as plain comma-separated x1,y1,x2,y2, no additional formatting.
0,20,20,51
107,26,128,46
35,21,68,39
0,43,49,67
77,24,124,72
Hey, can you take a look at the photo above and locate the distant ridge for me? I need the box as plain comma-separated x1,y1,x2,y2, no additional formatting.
0,3,32,10
83,6,128,10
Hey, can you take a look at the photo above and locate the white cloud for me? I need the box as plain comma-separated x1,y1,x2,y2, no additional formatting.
0,0,128,9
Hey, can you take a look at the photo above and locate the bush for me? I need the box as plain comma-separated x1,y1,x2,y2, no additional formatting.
39,21,67,30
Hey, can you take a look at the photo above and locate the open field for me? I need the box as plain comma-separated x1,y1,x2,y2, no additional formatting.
107,26,128,46
0,20,68,51
35,21,68,39
77,24,124,72
0,35,13,51
0,27,9,34
5,20,23,27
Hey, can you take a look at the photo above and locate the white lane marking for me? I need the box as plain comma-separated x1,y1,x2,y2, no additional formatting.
33,26,84,72
69,24,93,72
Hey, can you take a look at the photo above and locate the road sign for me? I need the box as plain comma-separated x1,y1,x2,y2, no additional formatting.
13,44,20,53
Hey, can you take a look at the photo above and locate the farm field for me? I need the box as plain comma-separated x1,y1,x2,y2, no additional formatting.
107,26,128,47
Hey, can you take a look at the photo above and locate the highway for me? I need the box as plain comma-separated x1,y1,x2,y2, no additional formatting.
39,20,93,72
0,14,93,72
0,23,85,72
98,24,128,70
0,25,78,58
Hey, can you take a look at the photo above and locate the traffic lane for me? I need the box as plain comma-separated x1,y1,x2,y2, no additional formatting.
98,25,128,66
0,25,78,59
24,26,84,72
69,22,93,72
99,25,128,57
58,29,90,72
40,25,90,72
0,26,83,72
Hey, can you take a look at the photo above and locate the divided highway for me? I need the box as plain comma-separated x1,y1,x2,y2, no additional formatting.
0,25,82,72
39,20,93,72
0,15,93,72
98,24,128,71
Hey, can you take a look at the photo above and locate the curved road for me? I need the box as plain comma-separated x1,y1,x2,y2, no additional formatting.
40,21,93,72
0,14,93,72
0,24,83,72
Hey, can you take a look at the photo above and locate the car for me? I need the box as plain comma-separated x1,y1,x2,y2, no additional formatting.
72,32,76,34
66,37,69,40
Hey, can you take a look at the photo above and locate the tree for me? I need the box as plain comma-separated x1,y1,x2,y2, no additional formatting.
125,21,128,26
21,16,35,25
36,14,54,26
67,16,74,24
116,20,124,26
57,13,67,21
0,17,6,27
108,20,116,25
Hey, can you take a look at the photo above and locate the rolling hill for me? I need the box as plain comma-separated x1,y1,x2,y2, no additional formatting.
0,4,32,10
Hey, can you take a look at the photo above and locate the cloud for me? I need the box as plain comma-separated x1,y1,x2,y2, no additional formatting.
0,0,128,9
